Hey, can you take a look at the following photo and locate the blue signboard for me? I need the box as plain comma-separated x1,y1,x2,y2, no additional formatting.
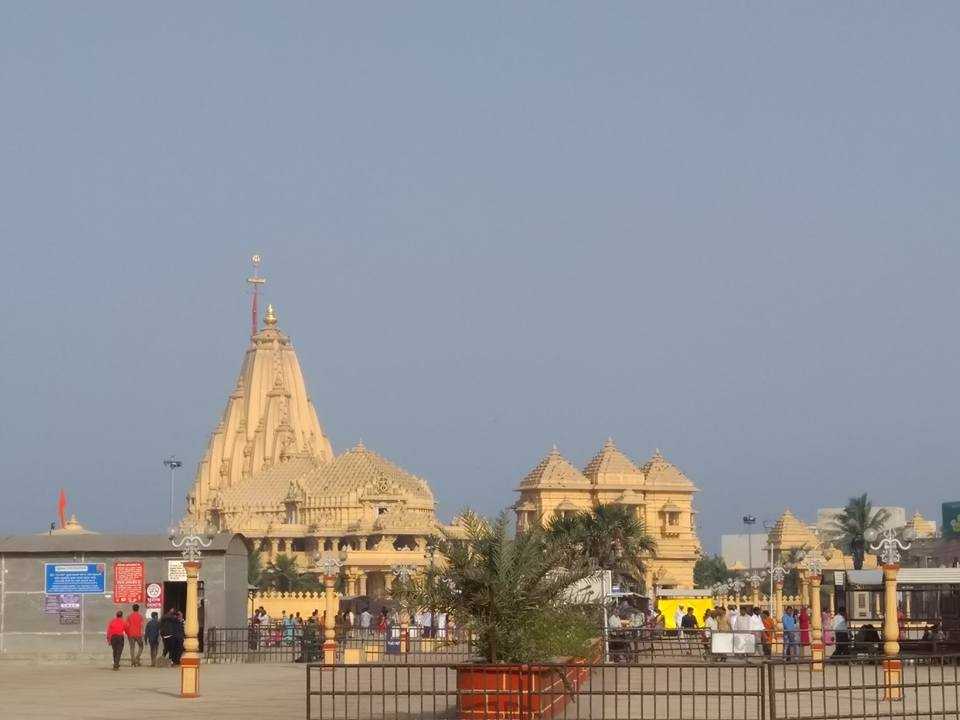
44,563,105,594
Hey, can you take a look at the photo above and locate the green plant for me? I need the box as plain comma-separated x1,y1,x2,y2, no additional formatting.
546,503,657,592
828,494,891,570
248,547,263,586
401,512,596,664
261,553,321,592
694,554,732,587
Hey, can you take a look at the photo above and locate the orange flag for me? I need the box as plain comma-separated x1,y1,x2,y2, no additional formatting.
58,489,67,529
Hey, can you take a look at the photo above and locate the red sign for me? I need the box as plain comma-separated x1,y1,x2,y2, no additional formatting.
113,562,144,604
145,582,163,613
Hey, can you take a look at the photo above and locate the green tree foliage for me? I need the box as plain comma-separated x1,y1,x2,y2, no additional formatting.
545,503,657,592
247,547,263,586
693,554,732,588
828,494,891,570
402,512,595,664
260,553,322,592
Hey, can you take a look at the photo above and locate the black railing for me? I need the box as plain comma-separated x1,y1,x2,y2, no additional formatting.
306,654,960,719
204,625,476,665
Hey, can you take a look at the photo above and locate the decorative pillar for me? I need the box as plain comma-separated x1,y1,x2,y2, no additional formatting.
181,561,201,697
809,573,823,671
773,580,784,655
882,564,903,699
798,569,808,609
358,572,367,597
317,553,344,666
829,586,836,615
384,573,394,592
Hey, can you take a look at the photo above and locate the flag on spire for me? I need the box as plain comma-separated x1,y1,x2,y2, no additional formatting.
58,489,67,529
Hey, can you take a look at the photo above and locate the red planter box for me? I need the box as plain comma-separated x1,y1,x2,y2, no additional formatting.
456,662,589,720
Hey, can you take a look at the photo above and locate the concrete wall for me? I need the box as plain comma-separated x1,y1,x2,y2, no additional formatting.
0,541,247,656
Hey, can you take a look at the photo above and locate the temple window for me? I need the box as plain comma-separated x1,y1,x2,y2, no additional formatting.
377,506,388,516
393,535,417,551
278,539,287,552
667,512,680,526
291,538,307,552
285,503,299,524
258,538,270,552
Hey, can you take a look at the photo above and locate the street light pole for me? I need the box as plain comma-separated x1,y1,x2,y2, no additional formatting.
426,537,439,641
868,528,911,700
169,523,213,698
163,456,183,530
743,515,757,573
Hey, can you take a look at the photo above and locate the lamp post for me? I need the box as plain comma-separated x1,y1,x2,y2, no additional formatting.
743,515,757,572
868,528,911,700
770,565,787,654
803,551,825,670
315,551,344,665
425,537,439,641
391,564,415,653
169,524,212,698
748,572,764,608
730,578,745,605
163,456,183,531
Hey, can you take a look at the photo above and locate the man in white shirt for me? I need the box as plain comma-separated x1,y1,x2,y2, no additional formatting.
359,608,372,631
831,607,849,657
674,607,685,634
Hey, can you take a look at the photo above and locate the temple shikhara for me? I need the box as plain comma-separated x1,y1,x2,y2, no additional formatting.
186,261,703,597
514,441,701,590
185,297,458,599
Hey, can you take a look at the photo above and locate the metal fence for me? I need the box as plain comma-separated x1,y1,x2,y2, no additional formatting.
204,625,476,665
306,655,960,720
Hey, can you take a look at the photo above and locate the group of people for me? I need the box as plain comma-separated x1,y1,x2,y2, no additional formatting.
105,604,186,669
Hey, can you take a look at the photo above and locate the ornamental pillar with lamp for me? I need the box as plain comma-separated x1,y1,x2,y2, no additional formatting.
315,551,344,665
803,551,825,671
770,565,786,654
169,525,213,699
868,528,911,701
748,572,764,608
391,564,415,653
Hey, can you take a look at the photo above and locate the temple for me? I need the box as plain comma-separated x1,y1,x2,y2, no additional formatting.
513,440,701,590
186,301,457,598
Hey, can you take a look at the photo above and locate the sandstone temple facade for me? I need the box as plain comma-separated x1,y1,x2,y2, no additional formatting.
513,441,701,590
185,304,458,599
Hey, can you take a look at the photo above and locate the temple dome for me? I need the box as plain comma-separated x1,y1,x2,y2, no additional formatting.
583,438,642,484
518,446,590,489
641,449,697,491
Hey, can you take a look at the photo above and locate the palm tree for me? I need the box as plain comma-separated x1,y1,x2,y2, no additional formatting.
546,504,657,591
247,547,263,586
418,512,595,663
828,494,890,570
262,553,310,592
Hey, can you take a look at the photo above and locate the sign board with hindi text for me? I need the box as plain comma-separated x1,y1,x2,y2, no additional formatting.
145,582,164,613
113,562,145,604
44,563,105,594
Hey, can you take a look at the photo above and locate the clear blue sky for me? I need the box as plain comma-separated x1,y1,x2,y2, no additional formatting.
1,4,958,552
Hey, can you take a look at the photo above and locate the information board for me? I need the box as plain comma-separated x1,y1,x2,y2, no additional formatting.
114,562,145,604
44,563,105,594
167,560,187,581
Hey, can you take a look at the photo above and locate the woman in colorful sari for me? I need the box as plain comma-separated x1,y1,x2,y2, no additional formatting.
798,606,810,650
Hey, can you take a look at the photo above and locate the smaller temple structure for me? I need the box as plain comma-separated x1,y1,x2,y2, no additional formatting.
514,440,701,590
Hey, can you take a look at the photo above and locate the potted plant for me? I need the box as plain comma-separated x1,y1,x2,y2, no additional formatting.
401,512,598,720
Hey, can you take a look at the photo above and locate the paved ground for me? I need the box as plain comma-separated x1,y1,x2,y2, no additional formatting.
1,661,306,720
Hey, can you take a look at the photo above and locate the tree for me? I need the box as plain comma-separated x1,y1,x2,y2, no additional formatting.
408,512,595,664
261,553,322,592
247,547,263,587
828,494,891,570
694,555,732,588
546,504,657,591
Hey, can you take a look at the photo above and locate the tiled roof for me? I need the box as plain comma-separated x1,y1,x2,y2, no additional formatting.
218,443,434,509
583,438,641,481
518,446,590,489
640,449,697,490
767,509,818,549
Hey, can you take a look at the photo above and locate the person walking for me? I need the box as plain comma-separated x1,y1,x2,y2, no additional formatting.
360,607,372,633
782,607,798,659
159,608,176,665
761,610,775,657
125,603,144,667
799,606,811,652
145,611,161,667
106,611,126,670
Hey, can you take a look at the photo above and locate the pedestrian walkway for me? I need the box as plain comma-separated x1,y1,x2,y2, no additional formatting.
1,661,305,720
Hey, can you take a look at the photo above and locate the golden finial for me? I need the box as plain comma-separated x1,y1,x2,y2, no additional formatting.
264,304,277,326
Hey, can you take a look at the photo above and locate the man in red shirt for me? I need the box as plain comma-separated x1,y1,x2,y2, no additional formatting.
125,603,144,667
106,611,126,670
